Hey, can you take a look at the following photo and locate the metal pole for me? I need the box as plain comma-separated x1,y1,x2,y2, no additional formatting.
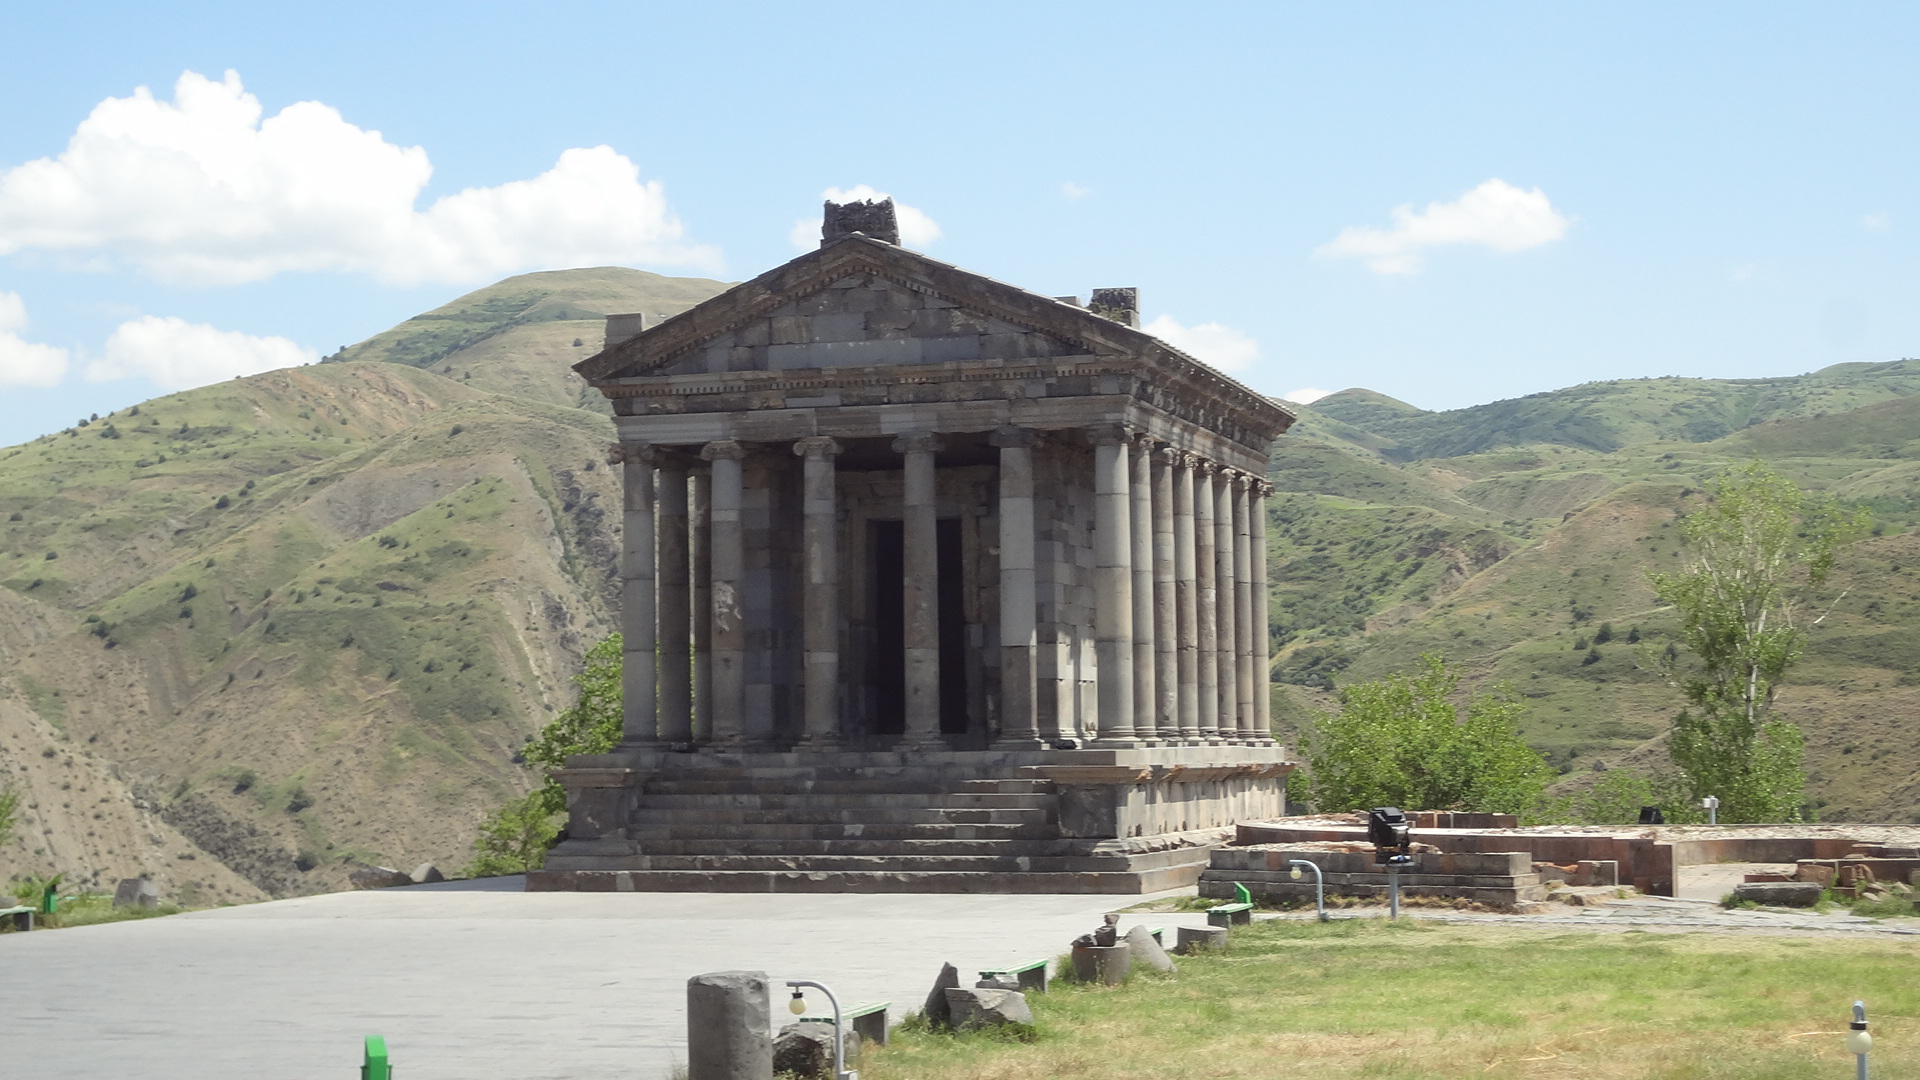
1288,859,1328,922
1854,1001,1869,1080
787,979,854,1080
1389,865,1400,920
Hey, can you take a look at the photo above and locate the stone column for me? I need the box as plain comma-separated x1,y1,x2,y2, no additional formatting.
1152,446,1179,742
612,442,658,744
1129,435,1157,743
701,440,747,746
1172,453,1200,743
794,437,842,747
1088,423,1137,745
991,426,1043,748
1194,462,1220,742
657,456,693,745
895,432,945,748
1232,472,1256,743
1253,480,1274,742
690,468,712,744
1214,468,1239,743
686,970,772,1080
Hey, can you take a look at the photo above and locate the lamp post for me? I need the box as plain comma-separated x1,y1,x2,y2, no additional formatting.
1846,1001,1870,1080
1288,859,1329,922
787,979,856,1080
1702,795,1719,826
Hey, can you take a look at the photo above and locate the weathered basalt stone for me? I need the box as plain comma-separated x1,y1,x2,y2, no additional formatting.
1732,881,1823,907
944,987,1034,1029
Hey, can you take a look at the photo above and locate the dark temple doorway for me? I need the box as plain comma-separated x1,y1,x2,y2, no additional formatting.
867,518,970,738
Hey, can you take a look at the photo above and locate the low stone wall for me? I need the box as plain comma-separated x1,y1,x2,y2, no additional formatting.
1201,845,1547,909
1018,762,1293,839
1233,822,1678,896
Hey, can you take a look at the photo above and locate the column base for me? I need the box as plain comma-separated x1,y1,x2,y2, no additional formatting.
1092,736,1146,749
990,737,1048,751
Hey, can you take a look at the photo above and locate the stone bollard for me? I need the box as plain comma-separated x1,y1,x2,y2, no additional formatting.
688,970,773,1080
1175,925,1228,954
1070,944,1130,986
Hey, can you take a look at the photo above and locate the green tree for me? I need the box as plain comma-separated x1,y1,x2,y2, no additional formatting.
1649,460,1868,822
1298,654,1554,816
465,633,622,876
0,784,19,848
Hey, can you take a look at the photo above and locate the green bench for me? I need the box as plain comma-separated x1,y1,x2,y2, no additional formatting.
979,958,1050,994
0,905,33,931
1206,903,1254,927
361,1035,390,1080
798,1000,890,1045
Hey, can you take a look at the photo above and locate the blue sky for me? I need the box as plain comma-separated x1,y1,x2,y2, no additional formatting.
1,2,1916,445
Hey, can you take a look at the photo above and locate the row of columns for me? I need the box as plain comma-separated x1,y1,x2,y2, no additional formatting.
610,424,1273,750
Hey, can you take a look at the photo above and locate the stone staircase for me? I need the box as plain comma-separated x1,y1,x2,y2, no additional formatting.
531,764,1224,894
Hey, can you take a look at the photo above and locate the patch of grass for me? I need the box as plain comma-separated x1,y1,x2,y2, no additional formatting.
861,919,1919,1080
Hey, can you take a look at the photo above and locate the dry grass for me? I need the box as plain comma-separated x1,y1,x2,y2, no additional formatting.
862,918,1915,1080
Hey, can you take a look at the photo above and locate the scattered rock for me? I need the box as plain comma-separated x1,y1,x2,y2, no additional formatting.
1732,881,1822,907
1124,924,1177,973
774,1022,854,1077
943,987,1033,1029
112,877,159,909
975,973,1022,991
349,865,414,890
410,863,445,884
922,962,960,1030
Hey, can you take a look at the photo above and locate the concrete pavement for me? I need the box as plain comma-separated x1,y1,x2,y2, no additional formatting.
3,878,1185,1080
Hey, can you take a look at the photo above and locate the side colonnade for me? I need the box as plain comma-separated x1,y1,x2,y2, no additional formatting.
609,423,1274,750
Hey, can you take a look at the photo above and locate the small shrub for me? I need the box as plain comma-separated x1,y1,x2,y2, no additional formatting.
1582,647,1602,666
43,551,56,561
285,787,314,814
214,495,231,509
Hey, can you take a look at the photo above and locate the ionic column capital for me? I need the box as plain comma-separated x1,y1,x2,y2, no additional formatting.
891,431,943,456
1228,471,1252,491
1157,445,1189,467
1254,480,1275,498
700,439,747,463
792,436,843,459
1084,421,1134,447
1196,459,1220,477
989,425,1041,449
607,441,659,467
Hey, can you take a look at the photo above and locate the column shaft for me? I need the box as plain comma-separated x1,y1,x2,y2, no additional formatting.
615,443,658,744
992,427,1042,748
657,460,692,744
1173,455,1200,742
1090,424,1136,744
690,469,712,743
702,441,747,746
1252,481,1274,742
1194,463,1220,741
1152,447,1179,742
795,437,842,746
1128,437,1156,741
1233,474,1256,742
1214,469,1239,742
896,433,945,747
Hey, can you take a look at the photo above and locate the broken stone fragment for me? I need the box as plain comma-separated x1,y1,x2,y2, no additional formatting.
944,987,1034,1029
348,865,413,889
1124,923,1177,973
922,961,960,1030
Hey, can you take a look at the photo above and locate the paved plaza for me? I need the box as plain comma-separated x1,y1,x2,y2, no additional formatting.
3,879,1195,1080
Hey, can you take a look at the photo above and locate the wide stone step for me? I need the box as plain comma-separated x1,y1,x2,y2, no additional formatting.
527,866,1200,895
625,838,1082,858
637,792,1052,810
626,821,1056,842
547,849,1213,875
630,806,1055,827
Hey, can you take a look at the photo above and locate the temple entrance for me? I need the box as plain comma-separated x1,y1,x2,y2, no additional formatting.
867,518,969,737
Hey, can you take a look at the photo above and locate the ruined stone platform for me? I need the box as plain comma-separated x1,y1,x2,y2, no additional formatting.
530,745,1292,894
1201,845,1549,909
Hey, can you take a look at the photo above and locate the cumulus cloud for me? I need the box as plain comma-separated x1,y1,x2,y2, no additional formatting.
789,184,942,249
0,292,69,388
88,316,317,390
0,70,720,286
1317,179,1570,275
1061,181,1090,201
1142,315,1260,373
1863,213,1892,232
1283,388,1331,404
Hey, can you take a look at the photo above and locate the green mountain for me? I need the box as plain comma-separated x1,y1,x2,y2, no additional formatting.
1271,365,1920,822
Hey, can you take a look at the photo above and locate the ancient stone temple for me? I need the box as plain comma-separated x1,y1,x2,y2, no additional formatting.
530,200,1297,893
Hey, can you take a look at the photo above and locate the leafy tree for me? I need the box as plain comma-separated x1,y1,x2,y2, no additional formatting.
0,784,19,848
1649,460,1868,822
1298,653,1554,816
466,633,622,876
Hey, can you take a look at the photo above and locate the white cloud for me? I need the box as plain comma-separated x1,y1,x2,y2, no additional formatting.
0,70,720,286
1863,213,1892,232
1061,181,1090,201
88,316,317,390
1283,388,1332,404
0,292,69,388
1142,315,1260,373
1316,179,1570,275
789,184,942,249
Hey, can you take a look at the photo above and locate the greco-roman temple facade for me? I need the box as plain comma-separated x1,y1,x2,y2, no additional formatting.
531,200,1297,893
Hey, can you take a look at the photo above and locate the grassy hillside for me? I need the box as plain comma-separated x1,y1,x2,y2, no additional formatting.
1273,370,1920,822
0,266,732,897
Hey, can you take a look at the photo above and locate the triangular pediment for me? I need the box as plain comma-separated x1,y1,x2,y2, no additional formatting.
577,237,1149,383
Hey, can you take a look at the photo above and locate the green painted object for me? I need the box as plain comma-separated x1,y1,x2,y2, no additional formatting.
362,1034,390,1080
1233,881,1252,905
